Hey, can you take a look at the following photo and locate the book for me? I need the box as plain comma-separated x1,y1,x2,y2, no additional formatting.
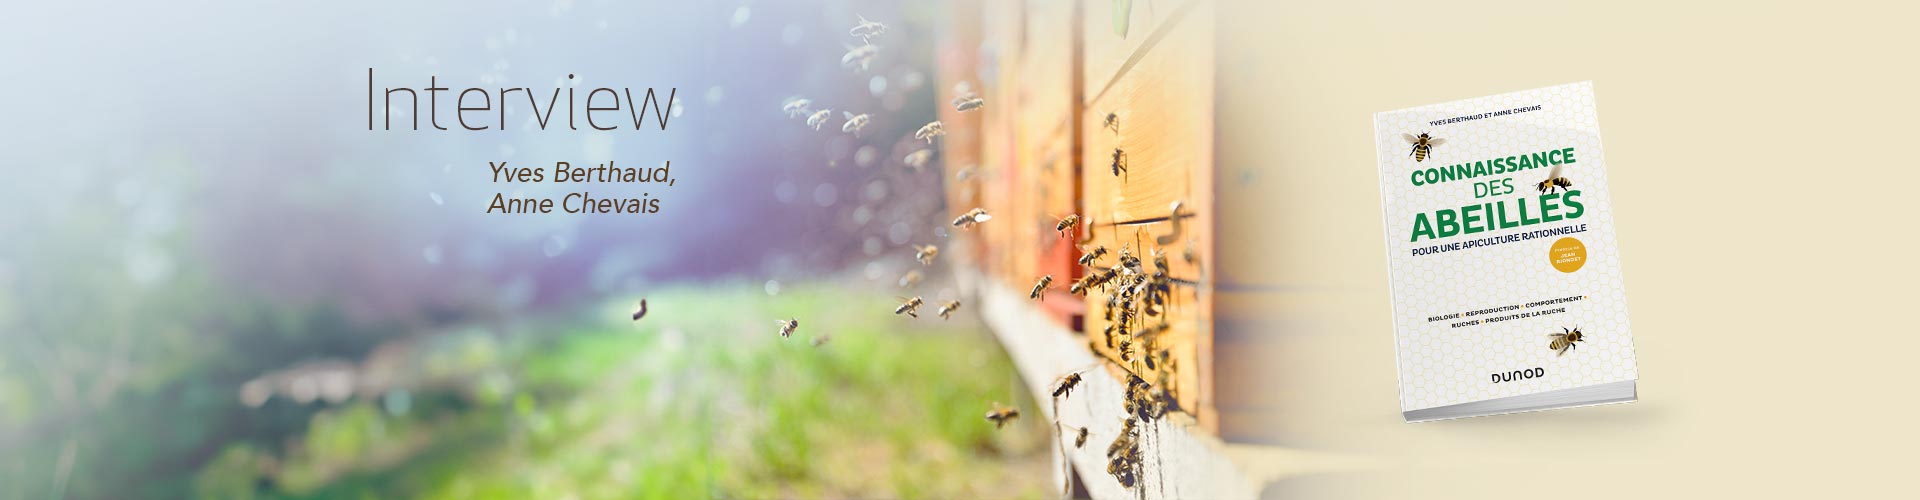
1372,82,1638,422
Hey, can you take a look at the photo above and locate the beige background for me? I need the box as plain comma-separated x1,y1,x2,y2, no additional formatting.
1211,0,1920,497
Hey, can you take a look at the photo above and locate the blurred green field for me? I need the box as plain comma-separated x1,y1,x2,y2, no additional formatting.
184,282,1053,499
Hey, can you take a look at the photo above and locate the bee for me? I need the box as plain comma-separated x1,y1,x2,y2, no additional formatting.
1103,112,1121,135
937,300,962,320
781,98,812,118
1537,164,1574,194
1110,148,1128,180
1402,132,1446,162
1054,214,1081,238
805,108,834,130
841,43,879,71
914,120,945,143
1074,426,1089,448
630,298,648,321
810,335,831,347
954,165,978,182
776,318,799,339
849,14,887,42
894,296,924,318
952,93,984,112
841,112,870,135
1548,326,1585,356
1106,418,1140,488
1086,266,1118,290
914,244,939,266
1029,275,1053,301
1069,274,1099,296
897,269,923,288
1118,339,1133,362
1078,246,1108,267
903,149,933,172
1052,372,1083,399
985,403,1020,428
952,207,992,228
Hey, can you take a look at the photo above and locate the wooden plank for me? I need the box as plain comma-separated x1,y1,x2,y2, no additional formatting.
967,271,1265,500
1082,0,1201,103
1075,4,1215,431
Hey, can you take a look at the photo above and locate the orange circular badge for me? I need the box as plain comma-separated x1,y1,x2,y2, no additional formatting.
1550,237,1587,273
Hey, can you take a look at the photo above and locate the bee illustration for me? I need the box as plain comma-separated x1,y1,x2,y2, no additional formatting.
1548,326,1585,356
985,403,1020,428
897,269,923,288
805,108,834,130
841,112,871,135
937,300,962,320
781,98,812,118
841,43,880,72
776,318,799,339
1110,148,1128,180
952,207,992,228
1079,246,1108,267
810,335,831,347
1537,164,1574,194
1052,372,1083,399
1074,426,1090,448
914,244,939,266
1103,112,1121,136
914,120,945,143
895,296,925,318
1030,275,1054,301
630,298,648,321
1402,132,1446,162
1054,214,1081,238
849,14,887,42
903,149,933,172
953,93,984,112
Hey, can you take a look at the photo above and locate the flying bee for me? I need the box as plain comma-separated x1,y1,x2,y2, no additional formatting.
1069,275,1093,296
1052,372,1083,399
1548,326,1585,356
953,93,984,112
780,98,812,118
840,112,871,135
894,296,924,318
805,108,834,130
1110,148,1128,180
841,43,879,72
1402,132,1446,162
810,335,831,347
1054,214,1081,238
903,149,933,172
937,300,962,320
897,269,923,288
1537,164,1574,194
914,244,939,265
1103,112,1121,135
1079,246,1108,267
914,120,945,143
849,14,887,42
952,207,992,228
985,403,1020,428
776,318,799,339
630,298,648,321
1074,426,1089,448
1029,275,1054,301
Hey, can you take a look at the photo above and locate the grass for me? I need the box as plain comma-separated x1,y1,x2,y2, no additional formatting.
218,281,1054,499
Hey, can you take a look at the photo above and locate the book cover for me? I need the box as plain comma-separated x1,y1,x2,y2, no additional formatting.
1373,81,1639,421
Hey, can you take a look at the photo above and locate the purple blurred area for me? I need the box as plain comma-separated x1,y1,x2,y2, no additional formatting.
0,0,949,324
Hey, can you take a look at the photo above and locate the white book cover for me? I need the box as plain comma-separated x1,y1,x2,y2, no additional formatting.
1373,82,1638,421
